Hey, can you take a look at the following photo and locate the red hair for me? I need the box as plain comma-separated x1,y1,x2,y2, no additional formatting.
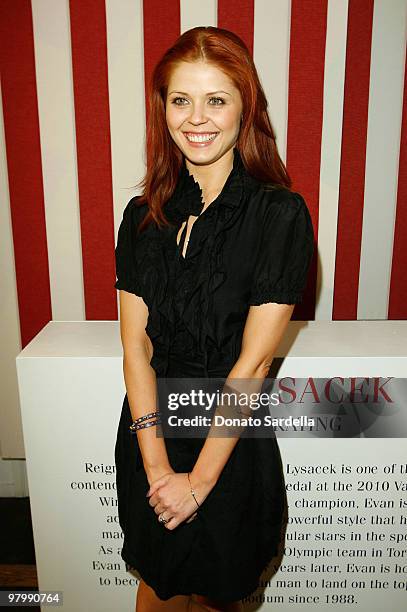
135,26,292,233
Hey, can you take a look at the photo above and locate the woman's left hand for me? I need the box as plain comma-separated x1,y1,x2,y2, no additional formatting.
146,471,214,530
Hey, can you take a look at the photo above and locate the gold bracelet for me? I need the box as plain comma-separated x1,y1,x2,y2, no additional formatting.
187,472,200,509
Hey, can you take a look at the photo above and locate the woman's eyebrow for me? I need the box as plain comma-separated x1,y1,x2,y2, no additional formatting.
168,90,231,96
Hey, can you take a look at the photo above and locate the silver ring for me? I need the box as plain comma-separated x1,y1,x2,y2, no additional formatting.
158,513,168,524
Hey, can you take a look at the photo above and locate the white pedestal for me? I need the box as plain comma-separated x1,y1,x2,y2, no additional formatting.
16,321,407,611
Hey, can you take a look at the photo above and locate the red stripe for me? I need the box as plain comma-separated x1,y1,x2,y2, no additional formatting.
286,0,328,321
0,0,52,348
69,0,116,320
389,48,407,319
143,0,180,125
218,0,255,57
333,1,374,320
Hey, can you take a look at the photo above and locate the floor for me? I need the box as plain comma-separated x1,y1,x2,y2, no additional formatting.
0,497,40,611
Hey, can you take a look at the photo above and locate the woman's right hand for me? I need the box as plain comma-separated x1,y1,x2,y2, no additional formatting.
145,464,175,488
146,470,215,528
145,467,207,524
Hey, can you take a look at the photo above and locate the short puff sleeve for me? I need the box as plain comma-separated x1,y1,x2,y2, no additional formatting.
249,190,314,305
114,196,144,295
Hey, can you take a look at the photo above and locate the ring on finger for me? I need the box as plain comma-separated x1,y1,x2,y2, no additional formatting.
158,512,169,524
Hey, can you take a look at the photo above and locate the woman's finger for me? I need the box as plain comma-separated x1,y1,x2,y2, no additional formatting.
153,503,166,516
186,512,198,523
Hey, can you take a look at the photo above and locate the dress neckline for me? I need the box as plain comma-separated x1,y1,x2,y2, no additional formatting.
173,148,246,261
164,147,245,227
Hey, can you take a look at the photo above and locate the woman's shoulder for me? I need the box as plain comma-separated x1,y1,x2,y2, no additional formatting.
122,195,148,219
120,195,150,236
246,180,310,221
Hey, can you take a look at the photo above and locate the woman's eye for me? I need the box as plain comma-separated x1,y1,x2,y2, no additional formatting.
171,97,188,105
209,97,225,105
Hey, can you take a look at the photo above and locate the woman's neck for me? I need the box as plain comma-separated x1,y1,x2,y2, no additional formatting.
185,149,234,205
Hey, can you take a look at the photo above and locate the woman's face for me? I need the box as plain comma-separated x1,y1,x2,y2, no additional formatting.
165,61,243,167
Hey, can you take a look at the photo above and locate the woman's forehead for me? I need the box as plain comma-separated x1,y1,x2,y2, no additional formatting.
167,61,235,90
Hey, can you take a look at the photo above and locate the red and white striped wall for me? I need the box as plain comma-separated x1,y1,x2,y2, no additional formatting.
0,1,406,455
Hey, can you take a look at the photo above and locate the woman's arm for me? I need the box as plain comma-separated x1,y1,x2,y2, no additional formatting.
190,301,296,489
119,290,172,485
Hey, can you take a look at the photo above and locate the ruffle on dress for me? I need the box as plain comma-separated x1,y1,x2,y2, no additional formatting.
144,148,248,377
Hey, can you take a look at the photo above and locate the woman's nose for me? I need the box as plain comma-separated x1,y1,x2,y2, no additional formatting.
188,103,208,124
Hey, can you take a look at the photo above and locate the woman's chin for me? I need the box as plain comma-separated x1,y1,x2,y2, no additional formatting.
180,146,239,169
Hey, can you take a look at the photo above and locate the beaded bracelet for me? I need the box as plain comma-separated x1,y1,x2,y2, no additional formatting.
130,418,161,433
133,410,160,424
129,410,161,433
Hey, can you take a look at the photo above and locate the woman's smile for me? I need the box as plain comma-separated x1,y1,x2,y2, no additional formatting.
183,131,219,146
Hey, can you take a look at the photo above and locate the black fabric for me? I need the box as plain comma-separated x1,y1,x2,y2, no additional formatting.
114,147,314,602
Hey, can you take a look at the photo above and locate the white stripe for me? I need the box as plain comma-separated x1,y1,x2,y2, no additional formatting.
316,0,349,321
106,0,146,241
180,0,217,33
358,0,407,319
0,79,26,457
253,0,291,165
31,0,85,320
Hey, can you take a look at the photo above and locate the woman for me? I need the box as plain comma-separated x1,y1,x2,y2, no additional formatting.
114,26,314,612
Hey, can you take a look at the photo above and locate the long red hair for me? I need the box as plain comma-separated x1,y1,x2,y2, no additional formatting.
135,26,291,233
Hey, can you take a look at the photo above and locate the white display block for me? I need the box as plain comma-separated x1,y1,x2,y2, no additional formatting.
16,321,407,611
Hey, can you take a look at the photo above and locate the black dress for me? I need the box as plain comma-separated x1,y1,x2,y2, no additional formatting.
114,147,314,602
